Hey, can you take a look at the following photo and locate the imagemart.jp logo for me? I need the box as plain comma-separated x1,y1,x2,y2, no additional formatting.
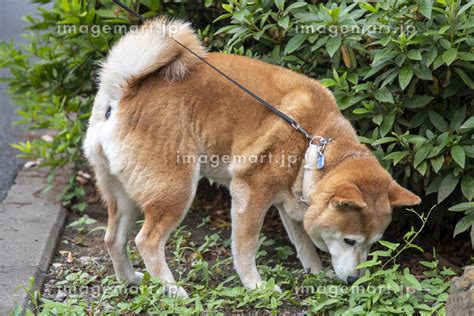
296,284,418,296
294,24,417,37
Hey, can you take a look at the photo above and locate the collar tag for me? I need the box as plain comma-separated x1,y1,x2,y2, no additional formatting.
300,136,332,205
313,137,331,170
316,149,325,169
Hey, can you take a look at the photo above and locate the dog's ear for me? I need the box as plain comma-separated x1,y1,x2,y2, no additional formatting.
388,181,421,207
330,183,367,209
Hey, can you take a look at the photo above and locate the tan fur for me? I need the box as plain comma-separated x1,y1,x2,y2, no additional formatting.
84,20,420,292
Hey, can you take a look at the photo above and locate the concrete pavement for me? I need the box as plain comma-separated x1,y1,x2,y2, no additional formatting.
0,0,37,201
0,169,66,313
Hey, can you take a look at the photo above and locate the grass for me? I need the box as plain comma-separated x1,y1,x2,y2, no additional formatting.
15,205,455,315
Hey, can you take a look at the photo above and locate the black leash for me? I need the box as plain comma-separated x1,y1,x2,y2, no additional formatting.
111,0,313,141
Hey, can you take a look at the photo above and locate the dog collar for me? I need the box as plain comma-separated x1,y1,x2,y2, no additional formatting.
300,136,332,205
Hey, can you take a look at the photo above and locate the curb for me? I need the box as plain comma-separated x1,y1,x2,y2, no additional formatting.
0,168,66,314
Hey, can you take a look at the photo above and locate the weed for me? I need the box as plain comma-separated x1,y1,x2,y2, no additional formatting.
18,208,453,314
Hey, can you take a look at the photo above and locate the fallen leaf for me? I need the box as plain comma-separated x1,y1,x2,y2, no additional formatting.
41,134,54,143
24,160,40,169
78,171,92,179
76,176,88,185
67,252,73,263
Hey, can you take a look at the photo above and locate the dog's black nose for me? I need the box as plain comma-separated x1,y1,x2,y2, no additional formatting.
347,276,358,284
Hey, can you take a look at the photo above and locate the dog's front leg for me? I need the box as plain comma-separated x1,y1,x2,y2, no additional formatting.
276,205,322,274
230,179,277,291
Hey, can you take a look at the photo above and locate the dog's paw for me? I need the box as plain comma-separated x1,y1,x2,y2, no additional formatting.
129,271,144,285
304,266,322,275
164,283,189,299
118,271,143,286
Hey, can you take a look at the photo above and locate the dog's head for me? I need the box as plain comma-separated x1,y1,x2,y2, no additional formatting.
303,156,420,284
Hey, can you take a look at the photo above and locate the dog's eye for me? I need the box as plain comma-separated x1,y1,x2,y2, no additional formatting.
344,238,356,246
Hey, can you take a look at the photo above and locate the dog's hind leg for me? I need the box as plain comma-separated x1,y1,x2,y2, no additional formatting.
96,168,142,285
276,205,322,273
134,162,200,298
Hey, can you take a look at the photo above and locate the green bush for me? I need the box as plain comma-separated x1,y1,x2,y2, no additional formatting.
213,0,474,240
0,0,472,236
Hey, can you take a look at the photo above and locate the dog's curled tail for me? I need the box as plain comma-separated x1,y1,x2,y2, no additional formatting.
99,17,206,100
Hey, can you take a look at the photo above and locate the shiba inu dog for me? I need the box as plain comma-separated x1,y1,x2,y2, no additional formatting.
83,18,421,297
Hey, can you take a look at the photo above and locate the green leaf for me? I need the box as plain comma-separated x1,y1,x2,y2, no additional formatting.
449,202,474,212
353,108,371,114
383,151,409,165
453,212,474,237
60,0,71,12
399,63,413,90
418,0,433,19
414,144,432,167
326,36,341,58
284,2,307,15
451,106,467,131
460,117,474,130
427,176,442,195
428,111,448,132
442,48,457,66
416,65,433,80
407,49,422,60
374,87,394,103
439,39,451,49
461,176,474,200
406,135,428,145
438,25,451,35
379,240,399,250
214,24,239,35
371,49,398,67
417,161,428,175
465,145,474,158
370,250,392,257
380,113,396,136
425,48,438,66
403,95,433,108
277,16,289,29
220,287,242,297
285,34,306,54
451,145,465,168
420,260,437,269
372,137,398,146
222,3,233,13
233,10,246,22
438,173,459,203
403,273,422,291
95,9,116,18
458,52,474,61
373,114,383,126
458,1,474,16
430,155,444,173
454,67,474,89
356,259,382,269
311,298,340,312
275,0,285,11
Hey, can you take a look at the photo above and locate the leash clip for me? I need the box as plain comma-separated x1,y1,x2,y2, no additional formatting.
291,122,313,141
